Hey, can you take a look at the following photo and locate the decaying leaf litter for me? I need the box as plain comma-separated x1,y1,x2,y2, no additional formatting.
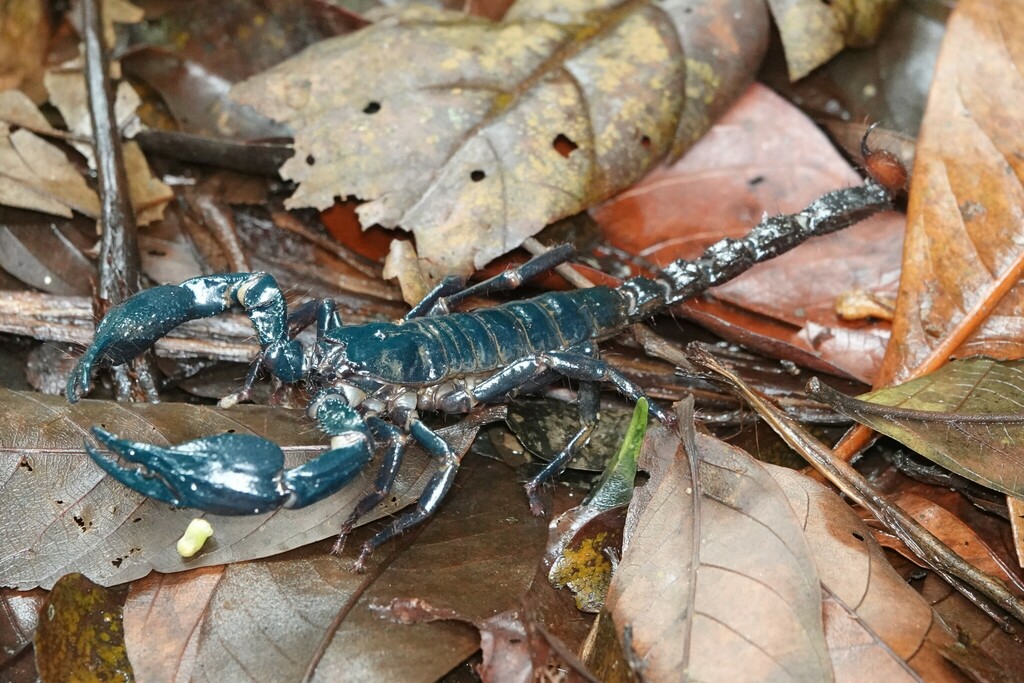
4,0,1024,681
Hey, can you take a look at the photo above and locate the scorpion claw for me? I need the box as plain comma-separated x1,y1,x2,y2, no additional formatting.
86,427,293,515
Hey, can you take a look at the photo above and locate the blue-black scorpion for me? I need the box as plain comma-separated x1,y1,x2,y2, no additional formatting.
65,179,891,568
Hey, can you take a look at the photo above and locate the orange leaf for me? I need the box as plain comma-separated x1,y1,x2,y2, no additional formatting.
839,0,1024,458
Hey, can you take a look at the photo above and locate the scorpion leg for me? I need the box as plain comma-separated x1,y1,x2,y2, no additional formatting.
85,395,373,515
332,417,407,554
439,347,670,510
524,380,600,514
287,298,341,338
540,351,675,425
404,276,467,320
409,244,575,318
353,419,458,571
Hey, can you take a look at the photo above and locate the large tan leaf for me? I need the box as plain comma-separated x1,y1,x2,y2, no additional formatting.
602,404,832,682
874,0,1024,388
0,389,506,589
231,0,768,279
767,465,966,682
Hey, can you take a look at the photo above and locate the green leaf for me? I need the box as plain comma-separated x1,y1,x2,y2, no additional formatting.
585,397,648,511
808,358,1024,498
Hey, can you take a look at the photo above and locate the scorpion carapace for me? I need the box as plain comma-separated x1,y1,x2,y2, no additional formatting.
66,179,891,569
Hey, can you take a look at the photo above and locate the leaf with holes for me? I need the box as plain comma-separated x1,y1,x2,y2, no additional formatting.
231,0,769,282
0,388,502,589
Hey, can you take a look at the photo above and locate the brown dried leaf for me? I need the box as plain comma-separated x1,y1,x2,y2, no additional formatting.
0,89,58,133
593,83,902,384
895,492,1024,600
231,0,769,279
44,70,172,223
874,0,1024,389
603,405,831,681
767,465,966,681
763,0,946,136
0,587,46,683
0,211,96,295
767,0,899,80
917,570,1024,681
0,389,498,589
0,125,100,217
0,0,50,101
124,457,548,683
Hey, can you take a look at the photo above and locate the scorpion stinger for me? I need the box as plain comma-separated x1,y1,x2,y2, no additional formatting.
67,176,894,566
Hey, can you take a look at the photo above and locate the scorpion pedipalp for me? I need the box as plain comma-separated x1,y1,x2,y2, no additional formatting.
86,397,375,516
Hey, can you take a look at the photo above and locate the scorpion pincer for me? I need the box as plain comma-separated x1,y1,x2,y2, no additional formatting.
66,179,891,568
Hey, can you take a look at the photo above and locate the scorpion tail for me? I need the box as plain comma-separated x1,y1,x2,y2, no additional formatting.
658,180,893,304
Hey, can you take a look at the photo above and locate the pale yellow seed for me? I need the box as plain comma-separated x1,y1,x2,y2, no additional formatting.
177,518,214,558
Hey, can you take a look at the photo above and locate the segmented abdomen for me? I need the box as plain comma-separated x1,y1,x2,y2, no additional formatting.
421,286,630,374
330,286,631,385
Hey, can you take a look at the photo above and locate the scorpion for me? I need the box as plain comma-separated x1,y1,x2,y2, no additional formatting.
65,179,891,568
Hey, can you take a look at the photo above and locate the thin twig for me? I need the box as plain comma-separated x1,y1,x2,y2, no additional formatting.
81,0,157,402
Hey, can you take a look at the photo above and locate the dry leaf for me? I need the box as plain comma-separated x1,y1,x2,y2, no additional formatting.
231,0,769,280
895,492,1024,599
0,587,45,683
592,84,903,384
873,0,1024,388
0,388,478,589
0,125,100,217
0,0,50,101
0,216,95,295
123,456,548,683
603,404,832,681
44,69,142,152
43,69,172,223
767,465,966,682
918,570,1024,681
767,0,899,80
0,89,58,133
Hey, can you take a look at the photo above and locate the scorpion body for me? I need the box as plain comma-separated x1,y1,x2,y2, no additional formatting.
67,179,891,567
